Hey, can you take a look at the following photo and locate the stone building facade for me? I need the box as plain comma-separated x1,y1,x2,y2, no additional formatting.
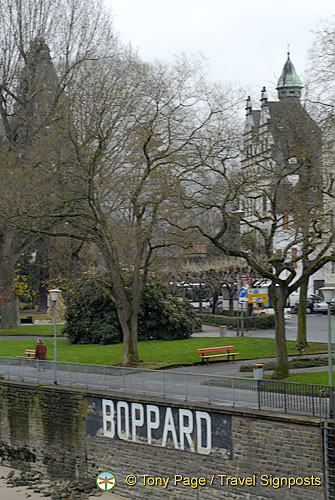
0,380,327,499
242,54,325,297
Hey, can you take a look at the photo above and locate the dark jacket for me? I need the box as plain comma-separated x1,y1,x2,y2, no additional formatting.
35,342,47,360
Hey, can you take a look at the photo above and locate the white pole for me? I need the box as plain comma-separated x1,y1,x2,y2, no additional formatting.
53,300,57,384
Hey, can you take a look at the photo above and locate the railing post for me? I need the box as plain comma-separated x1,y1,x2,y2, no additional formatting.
330,386,335,419
122,367,125,391
257,380,261,410
311,386,316,417
85,364,88,388
284,382,287,413
163,371,166,399
207,375,211,403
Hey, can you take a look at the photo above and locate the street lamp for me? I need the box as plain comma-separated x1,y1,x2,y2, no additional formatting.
231,209,246,336
320,286,335,389
49,288,61,384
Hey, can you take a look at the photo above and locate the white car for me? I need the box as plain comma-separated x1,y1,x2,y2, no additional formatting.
292,294,328,314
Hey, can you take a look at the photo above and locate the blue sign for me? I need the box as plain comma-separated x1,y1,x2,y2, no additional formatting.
239,288,247,298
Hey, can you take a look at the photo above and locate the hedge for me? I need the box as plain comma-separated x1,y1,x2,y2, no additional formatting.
198,313,275,330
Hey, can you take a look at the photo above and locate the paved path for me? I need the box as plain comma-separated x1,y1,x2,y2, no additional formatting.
190,323,333,378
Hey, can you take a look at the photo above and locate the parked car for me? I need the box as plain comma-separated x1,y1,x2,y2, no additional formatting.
292,294,328,314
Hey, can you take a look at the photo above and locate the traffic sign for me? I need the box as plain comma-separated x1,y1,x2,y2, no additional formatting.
248,287,268,304
238,287,248,304
239,274,250,289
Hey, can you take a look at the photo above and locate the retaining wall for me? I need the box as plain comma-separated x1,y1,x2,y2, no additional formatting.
0,380,326,499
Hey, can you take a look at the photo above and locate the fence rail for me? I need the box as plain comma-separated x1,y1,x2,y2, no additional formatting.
0,356,333,418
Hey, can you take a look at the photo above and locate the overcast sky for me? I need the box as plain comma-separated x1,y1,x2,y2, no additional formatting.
105,0,335,101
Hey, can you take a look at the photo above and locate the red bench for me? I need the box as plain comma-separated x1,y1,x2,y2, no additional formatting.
16,349,36,359
197,345,240,364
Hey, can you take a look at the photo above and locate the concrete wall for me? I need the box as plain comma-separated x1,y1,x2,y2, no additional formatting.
0,380,326,499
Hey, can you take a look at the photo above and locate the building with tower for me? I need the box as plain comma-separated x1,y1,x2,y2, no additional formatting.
242,53,325,297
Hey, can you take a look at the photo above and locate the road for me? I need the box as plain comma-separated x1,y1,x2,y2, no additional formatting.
244,312,334,343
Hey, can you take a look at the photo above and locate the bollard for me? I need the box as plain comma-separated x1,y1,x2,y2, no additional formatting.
253,364,264,380
219,325,227,337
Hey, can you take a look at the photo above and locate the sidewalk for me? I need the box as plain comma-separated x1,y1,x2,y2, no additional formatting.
192,323,273,338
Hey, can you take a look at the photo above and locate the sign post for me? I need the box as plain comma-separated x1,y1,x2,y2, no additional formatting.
238,288,248,336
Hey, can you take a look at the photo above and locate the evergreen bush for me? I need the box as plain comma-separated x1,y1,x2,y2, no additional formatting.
62,273,200,344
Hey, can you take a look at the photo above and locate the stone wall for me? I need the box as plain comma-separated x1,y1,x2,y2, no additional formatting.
0,380,326,499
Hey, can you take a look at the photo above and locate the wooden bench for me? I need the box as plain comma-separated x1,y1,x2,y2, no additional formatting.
16,349,36,359
20,316,34,324
197,345,240,364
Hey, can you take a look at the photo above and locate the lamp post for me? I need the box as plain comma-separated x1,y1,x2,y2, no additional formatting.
49,289,61,384
320,286,335,418
231,209,245,337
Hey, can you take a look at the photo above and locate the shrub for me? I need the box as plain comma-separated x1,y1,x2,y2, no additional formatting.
198,313,275,330
62,273,200,344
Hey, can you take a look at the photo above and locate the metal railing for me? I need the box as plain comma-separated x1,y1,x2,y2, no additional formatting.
0,356,333,418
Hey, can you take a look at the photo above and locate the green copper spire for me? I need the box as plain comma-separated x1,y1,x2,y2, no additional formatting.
277,53,302,99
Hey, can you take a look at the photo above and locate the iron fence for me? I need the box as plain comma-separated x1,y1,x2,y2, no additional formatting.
0,356,333,418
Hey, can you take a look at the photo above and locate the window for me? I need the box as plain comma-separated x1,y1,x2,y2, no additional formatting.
292,248,297,269
283,214,289,230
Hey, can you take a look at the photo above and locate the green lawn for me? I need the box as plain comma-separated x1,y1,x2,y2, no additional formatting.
0,336,328,367
282,371,335,385
0,325,63,335
0,335,332,384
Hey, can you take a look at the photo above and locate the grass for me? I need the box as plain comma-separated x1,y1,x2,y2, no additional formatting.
0,335,328,367
0,325,63,336
0,334,332,385
281,371,335,385
20,313,50,321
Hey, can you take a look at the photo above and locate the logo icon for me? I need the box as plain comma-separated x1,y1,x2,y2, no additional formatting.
96,471,116,491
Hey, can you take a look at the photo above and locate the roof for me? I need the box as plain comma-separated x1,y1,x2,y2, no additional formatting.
277,53,302,99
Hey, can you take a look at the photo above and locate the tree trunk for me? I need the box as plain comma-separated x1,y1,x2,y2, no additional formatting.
37,241,49,313
212,292,218,315
0,236,20,328
228,289,234,316
270,284,289,379
198,285,203,314
296,279,308,349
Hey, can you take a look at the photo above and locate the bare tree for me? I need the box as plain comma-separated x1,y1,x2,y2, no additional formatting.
4,53,242,364
0,0,117,327
175,90,335,378
176,256,246,315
